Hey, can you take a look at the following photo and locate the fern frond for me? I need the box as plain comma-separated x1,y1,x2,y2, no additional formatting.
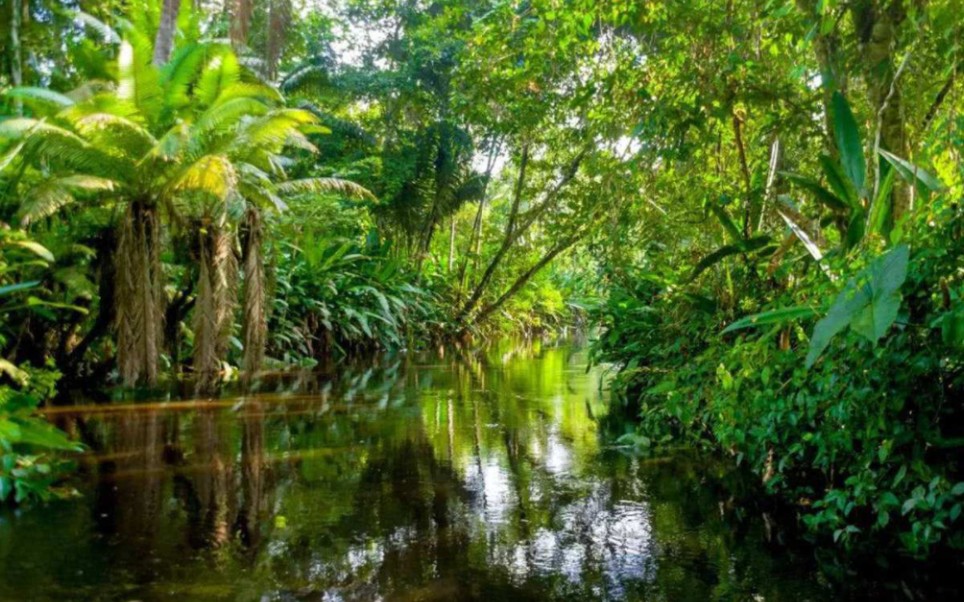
73,112,157,154
196,97,269,136
172,154,238,201
117,40,163,123
197,53,242,108
277,177,375,201
73,11,121,44
18,180,77,225
3,87,75,108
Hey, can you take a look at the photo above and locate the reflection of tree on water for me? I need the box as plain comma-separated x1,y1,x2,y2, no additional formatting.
234,400,269,550
92,408,167,544
6,344,828,601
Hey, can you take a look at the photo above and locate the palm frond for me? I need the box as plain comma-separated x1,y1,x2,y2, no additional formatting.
277,177,376,201
3,87,75,108
172,154,238,201
117,40,163,121
196,52,242,108
72,11,121,44
18,180,77,225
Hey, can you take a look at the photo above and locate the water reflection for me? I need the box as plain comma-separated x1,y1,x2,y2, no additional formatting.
0,341,833,601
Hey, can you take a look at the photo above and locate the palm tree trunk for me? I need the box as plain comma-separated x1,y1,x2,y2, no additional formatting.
241,207,266,376
152,0,182,66
116,202,164,386
193,222,237,393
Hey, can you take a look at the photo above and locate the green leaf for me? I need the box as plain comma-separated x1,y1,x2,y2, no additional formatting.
819,155,858,207
708,204,743,243
13,419,83,452
688,236,769,282
0,280,41,297
3,87,75,107
806,245,909,367
722,305,818,333
779,172,848,212
868,165,896,237
878,149,944,192
832,91,866,195
11,241,55,262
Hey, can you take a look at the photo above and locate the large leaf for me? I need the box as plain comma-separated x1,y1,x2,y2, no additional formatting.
3,87,75,108
11,240,55,262
708,204,743,243
688,236,770,281
878,149,944,192
0,281,40,297
867,164,896,237
832,91,866,195
806,244,909,367
780,171,848,212
722,306,818,333
13,418,84,452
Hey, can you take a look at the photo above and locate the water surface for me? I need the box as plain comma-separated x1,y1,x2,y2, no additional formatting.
0,341,831,601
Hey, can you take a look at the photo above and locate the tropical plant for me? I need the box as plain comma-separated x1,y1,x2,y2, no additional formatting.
1,14,373,388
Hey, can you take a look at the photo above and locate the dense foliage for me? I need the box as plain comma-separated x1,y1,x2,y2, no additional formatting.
0,0,962,579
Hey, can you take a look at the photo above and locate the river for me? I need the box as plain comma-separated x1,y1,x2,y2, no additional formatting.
0,340,837,601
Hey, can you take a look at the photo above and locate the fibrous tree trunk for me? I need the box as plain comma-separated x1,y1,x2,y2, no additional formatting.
116,201,164,386
193,221,237,393
241,206,266,376
152,0,182,65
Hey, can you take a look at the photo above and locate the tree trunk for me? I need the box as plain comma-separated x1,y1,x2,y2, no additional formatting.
10,0,23,115
241,207,266,376
474,237,578,324
152,0,182,66
193,222,237,393
457,138,501,293
456,144,529,322
447,216,456,272
265,0,291,80
229,0,253,49
852,0,909,219
116,202,164,386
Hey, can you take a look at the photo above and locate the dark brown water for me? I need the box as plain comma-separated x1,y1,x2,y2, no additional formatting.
0,341,834,601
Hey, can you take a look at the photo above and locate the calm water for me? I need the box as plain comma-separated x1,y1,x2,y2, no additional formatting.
0,341,834,601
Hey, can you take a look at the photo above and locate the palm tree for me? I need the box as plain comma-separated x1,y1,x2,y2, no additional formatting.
1,16,373,387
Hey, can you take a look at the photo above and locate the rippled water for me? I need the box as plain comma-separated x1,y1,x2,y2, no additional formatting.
0,340,835,601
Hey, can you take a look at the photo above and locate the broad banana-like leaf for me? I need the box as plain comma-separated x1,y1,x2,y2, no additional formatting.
832,91,866,195
722,305,818,333
878,149,944,192
779,171,848,212
806,244,909,367
819,154,859,208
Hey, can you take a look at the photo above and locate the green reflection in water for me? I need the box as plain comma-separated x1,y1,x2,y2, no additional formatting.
0,340,830,601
